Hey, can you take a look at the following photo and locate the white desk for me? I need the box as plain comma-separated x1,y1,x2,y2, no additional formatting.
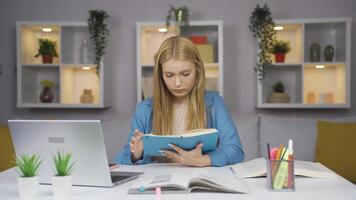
1,163,355,200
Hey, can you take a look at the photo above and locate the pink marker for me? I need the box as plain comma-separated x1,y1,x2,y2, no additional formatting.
155,187,162,197
270,147,279,160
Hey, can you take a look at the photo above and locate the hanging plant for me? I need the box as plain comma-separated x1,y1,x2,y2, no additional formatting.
88,9,110,71
249,4,276,80
166,4,189,31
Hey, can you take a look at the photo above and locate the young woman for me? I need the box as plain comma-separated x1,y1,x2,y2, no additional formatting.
115,36,244,167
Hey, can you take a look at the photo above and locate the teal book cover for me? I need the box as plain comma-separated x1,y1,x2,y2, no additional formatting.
142,129,219,157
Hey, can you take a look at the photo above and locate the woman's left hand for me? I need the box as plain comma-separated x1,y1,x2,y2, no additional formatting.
161,143,211,167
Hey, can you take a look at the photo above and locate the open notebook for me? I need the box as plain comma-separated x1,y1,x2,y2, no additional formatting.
142,128,218,156
128,172,250,194
231,157,337,178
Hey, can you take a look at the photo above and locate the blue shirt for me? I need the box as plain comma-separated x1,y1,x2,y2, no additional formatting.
114,91,244,167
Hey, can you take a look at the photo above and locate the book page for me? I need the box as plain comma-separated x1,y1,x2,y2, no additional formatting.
188,173,250,193
231,157,336,178
231,157,267,178
295,160,337,178
128,173,190,194
146,128,217,138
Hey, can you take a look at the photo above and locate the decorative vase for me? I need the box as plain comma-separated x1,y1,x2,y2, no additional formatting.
42,55,53,64
17,176,39,198
40,86,54,103
274,53,286,63
310,43,320,62
80,39,92,64
324,45,334,62
268,93,290,103
52,175,72,197
80,89,94,103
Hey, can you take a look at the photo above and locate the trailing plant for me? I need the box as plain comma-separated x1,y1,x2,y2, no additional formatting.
40,80,54,88
34,38,58,57
166,4,189,28
53,150,75,176
16,153,42,177
88,9,110,69
249,4,276,80
271,40,291,54
272,81,285,93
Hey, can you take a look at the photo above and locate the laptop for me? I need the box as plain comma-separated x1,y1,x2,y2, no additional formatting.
8,120,143,187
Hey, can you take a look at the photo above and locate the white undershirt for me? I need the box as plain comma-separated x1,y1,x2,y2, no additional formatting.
172,103,189,135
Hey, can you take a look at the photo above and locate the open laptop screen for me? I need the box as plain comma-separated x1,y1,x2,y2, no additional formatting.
8,120,118,187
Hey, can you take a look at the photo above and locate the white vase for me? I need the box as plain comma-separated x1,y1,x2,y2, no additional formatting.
52,175,73,197
17,176,39,198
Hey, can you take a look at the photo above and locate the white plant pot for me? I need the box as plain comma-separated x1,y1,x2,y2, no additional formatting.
52,175,73,197
17,176,39,198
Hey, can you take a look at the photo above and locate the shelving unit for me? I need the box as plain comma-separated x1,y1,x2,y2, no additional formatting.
136,21,223,102
257,17,351,108
16,21,111,108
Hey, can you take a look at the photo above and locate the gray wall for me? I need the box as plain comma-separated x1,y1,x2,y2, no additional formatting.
1,0,356,159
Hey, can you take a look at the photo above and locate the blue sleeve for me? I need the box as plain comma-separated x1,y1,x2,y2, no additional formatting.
114,102,152,165
207,95,245,167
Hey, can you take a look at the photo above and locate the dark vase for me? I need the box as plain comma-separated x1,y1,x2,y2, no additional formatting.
324,45,335,62
40,87,54,103
310,43,320,62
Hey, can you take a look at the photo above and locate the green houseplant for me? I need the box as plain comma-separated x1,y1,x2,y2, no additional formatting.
88,9,110,71
249,4,276,80
16,154,42,198
268,81,290,103
52,150,75,197
34,38,59,64
166,4,189,27
271,40,291,63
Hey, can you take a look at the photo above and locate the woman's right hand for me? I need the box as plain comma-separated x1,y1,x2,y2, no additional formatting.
130,129,144,162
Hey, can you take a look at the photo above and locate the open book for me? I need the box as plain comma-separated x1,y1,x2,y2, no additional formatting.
128,172,250,194
231,157,337,178
142,128,218,157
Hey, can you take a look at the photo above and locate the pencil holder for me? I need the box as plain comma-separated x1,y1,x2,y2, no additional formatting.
267,159,295,191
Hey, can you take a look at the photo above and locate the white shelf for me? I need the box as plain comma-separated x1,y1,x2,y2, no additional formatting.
16,21,111,108
258,103,350,109
257,17,351,109
137,21,223,102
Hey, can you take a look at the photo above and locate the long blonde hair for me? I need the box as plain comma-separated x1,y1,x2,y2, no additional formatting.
152,36,206,135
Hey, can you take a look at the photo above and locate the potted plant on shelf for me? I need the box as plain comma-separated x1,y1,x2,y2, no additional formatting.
52,150,75,197
40,80,54,103
88,9,110,72
271,40,291,63
249,4,276,80
268,81,290,103
34,38,59,64
16,153,42,199
166,4,189,27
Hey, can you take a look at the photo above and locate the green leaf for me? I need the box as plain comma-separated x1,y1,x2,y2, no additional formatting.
16,153,42,177
53,150,75,176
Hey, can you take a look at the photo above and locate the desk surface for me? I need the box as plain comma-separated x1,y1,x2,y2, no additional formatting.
1,163,355,200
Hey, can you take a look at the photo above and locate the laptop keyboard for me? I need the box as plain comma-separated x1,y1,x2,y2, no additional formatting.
111,175,130,183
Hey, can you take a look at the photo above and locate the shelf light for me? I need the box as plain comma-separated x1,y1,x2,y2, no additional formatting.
42,28,52,32
315,65,325,69
82,66,91,70
158,27,168,33
274,26,284,31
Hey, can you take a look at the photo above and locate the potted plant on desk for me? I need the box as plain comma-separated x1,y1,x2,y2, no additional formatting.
52,150,75,197
16,153,42,198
